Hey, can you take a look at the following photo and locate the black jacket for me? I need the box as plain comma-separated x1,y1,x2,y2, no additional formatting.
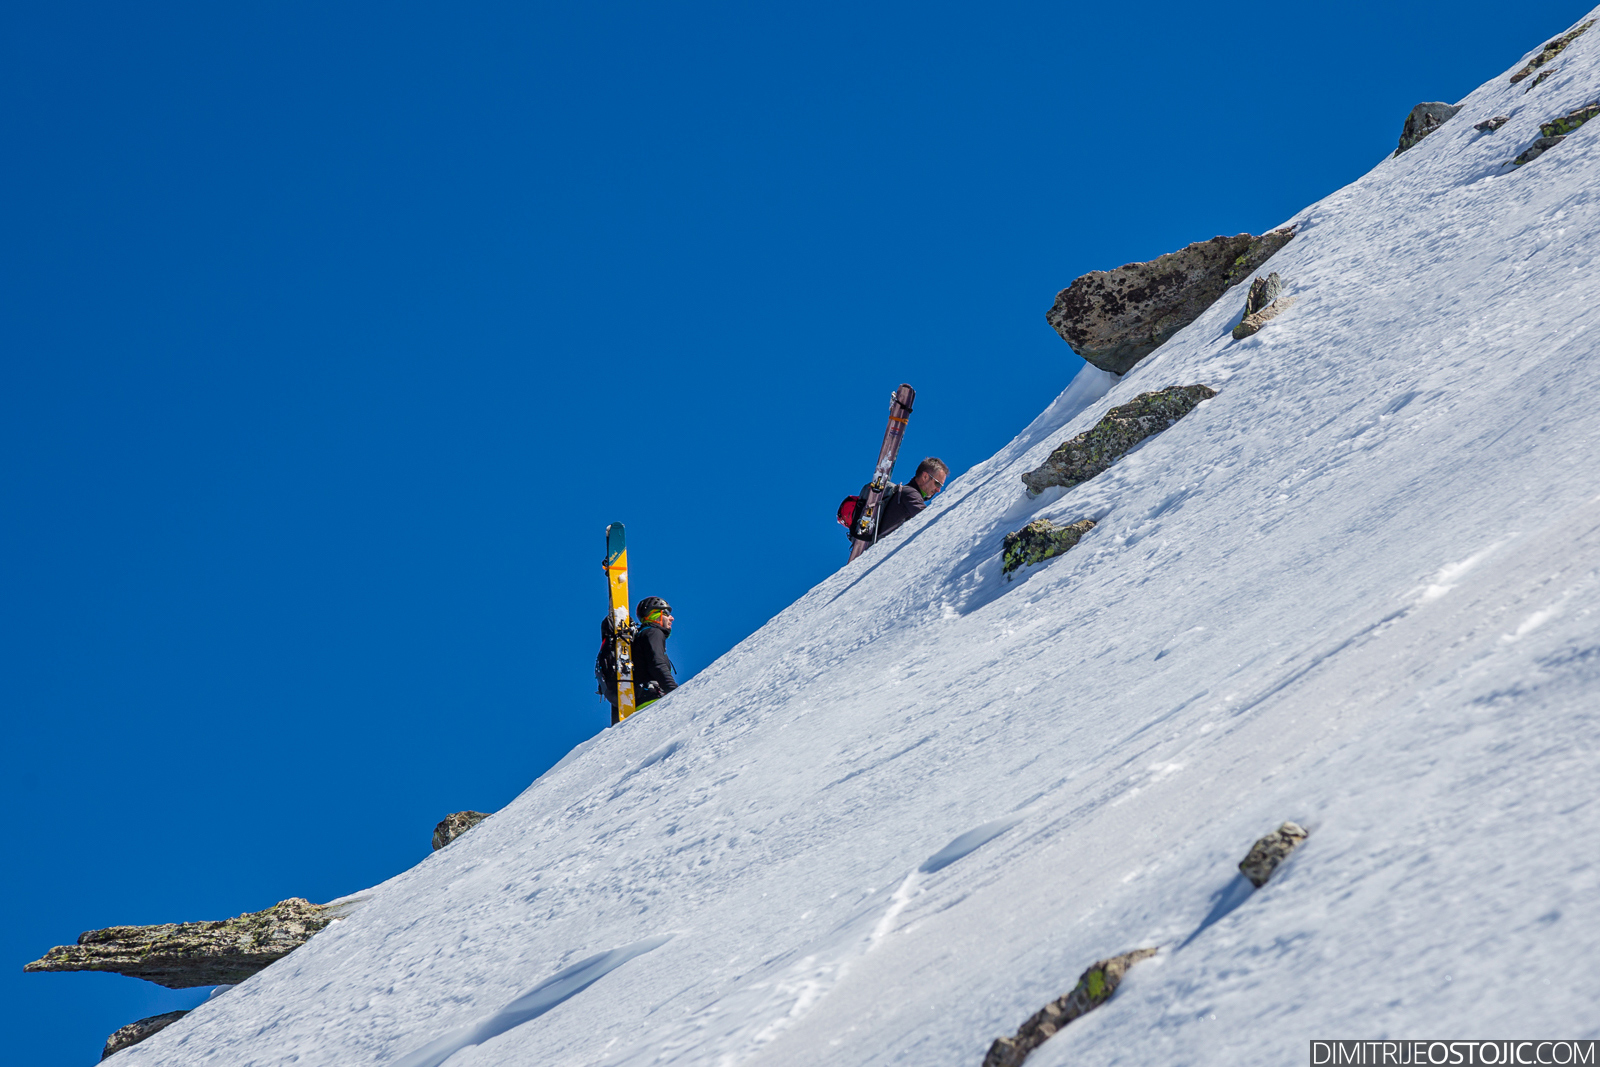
872,483,926,543
632,624,678,704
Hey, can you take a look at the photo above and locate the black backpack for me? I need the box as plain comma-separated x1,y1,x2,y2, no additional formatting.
594,614,631,704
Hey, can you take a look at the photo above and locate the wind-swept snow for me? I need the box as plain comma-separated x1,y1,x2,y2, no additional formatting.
122,14,1600,1065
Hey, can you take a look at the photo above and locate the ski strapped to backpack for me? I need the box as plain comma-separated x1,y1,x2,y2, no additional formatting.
601,522,638,722
844,383,916,562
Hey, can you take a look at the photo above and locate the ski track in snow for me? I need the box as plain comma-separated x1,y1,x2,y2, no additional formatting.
119,15,1600,1067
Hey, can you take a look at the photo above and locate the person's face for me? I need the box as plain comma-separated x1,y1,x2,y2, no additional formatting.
655,609,674,634
914,468,946,497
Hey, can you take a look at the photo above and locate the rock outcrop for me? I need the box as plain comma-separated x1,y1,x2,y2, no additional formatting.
1525,69,1558,92
1001,519,1095,577
1540,101,1600,137
1513,135,1566,166
1046,230,1294,375
102,1010,189,1060
433,810,491,851
1475,115,1510,132
1238,821,1309,888
981,947,1158,1067
1232,272,1298,339
1020,385,1216,496
1393,102,1462,155
1509,19,1594,83
24,897,334,988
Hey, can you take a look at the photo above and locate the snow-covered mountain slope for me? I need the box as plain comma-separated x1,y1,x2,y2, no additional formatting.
125,16,1600,1065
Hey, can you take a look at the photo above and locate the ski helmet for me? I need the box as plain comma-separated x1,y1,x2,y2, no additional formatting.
636,596,672,622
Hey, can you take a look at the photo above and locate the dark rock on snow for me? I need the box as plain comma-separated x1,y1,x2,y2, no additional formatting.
433,810,491,851
1232,272,1298,339
1509,101,1598,165
1513,135,1566,166
102,1010,190,1060
1239,821,1309,888
1393,102,1462,155
1020,385,1217,496
24,897,335,988
1509,19,1594,83
1046,229,1294,375
1525,68,1558,92
1002,519,1096,577
982,947,1159,1067
1475,115,1510,132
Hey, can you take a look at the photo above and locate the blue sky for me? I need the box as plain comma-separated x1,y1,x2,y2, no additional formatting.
3,1,1585,1061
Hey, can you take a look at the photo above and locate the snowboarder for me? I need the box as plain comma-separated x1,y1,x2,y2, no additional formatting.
866,457,947,547
631,596,678,712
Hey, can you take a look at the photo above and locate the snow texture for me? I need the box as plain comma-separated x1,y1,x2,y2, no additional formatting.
119,15,1600,1065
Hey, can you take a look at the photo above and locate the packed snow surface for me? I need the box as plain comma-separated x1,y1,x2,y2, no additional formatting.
125,16,1600,1065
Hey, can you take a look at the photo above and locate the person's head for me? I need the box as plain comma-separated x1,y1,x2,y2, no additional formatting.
911,457,948,498
636,596,673,633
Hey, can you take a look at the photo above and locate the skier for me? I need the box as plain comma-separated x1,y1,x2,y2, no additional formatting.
866,457,948,547
630,596,678,712
598,596,678,722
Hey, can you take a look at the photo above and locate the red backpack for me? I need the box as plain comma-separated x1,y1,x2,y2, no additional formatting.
836,494,862,534
837,482,882,541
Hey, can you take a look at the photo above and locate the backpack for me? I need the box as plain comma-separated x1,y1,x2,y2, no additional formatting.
836,494,863,537
594,614,635,704
837,482,889,542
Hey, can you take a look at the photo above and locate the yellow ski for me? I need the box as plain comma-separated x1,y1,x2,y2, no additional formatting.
604,523,637,721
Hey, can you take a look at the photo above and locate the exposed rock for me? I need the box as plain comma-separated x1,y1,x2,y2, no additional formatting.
1046,229,1295,375
1513,135,1565,166
24,897,334,988
1233,296,1298,339
1475,115,1510,132
1239,821,1309,888
1232,274,1298,339
1524,68,1558,93
433,810,491,851
102,1010,189,1060
1020,385,1217,496
1001,519,1096,577
981,948,1158,1067
1540,101,1600,137
1243,272,1281,314
1509,20,1594,83
1393,102,1462,155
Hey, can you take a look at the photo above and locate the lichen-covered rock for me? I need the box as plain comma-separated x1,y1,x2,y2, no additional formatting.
433,810,490,851
1540,102,1600,137
1020,385,1217,495
1393,102,1462,155
1232,274,1298,340
1046,230,1294,375
1001,519,1096,577
1510,20,1594,83
1239,821,1309,888
1475,115,1510,132
1513,134,1566,166
24,897,334,988
102,1010,189,1060
981,948,1158,1067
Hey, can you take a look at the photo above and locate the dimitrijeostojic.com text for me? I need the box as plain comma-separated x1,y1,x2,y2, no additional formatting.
1312,1043,1597,1065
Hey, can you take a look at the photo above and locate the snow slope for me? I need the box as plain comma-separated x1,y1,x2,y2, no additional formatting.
122,15,1600,1065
